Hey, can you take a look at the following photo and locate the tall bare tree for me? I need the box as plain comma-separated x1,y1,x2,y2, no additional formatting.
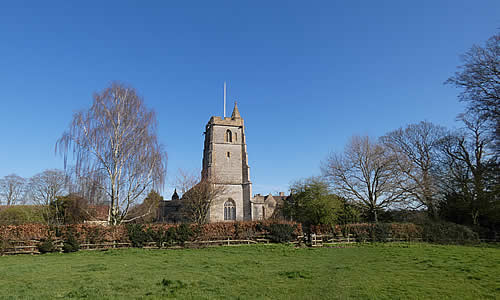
0,174,26,205
175,169,226,224
65,167,108,205
181,179,227,225
381,121,445,219
439,114,497,226
174,168,199,195
56,82,167,225
322,136,406,222
446,33,499,149
28,169,67,224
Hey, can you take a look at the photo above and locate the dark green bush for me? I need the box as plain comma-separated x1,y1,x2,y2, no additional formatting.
350,223,392,242
148,227,166,248
126,224,151,247
166,227,177,245
126,225,194,248
38,239,57,254
421,221,479,245
265,223,296,243
54,226,63,237
350,224,370,242
175,224,193,245
371,223,391,242
62,232,80,253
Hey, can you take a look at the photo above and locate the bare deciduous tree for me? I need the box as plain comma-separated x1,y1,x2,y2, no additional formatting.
322,136,406,222
381,121,445,219
66,167,108,206
446,33,500,149
174,168,199,195
28,169,67,224
439,114,497,226
175,169,226,224
56,82,167,225
0,174,26,205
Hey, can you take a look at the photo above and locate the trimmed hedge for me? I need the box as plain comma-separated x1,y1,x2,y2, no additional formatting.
0,220,480,249
262,223,297,243
0,221,302,249
309,222,478,245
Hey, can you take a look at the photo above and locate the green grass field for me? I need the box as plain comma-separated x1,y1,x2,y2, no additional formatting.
0,243,499,299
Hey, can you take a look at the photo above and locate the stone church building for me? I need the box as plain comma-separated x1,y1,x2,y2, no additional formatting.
157,102,286,223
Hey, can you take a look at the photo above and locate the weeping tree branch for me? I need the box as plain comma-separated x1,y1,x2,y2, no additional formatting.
56,82,167,225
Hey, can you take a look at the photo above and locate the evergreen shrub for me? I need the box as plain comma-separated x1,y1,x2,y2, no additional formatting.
175,224,193,245
62,231,80,253
264,223,296,243
420,221,479,245
37,239,57,254
126,224,151,247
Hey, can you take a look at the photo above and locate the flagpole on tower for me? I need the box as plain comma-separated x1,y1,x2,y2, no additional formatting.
223,81,226,118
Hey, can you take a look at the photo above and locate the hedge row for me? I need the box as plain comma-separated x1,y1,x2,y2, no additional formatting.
0,220,479,248
0,220,302,244
309,221,479,244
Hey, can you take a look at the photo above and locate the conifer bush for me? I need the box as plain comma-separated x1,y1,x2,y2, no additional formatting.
37,239,57,254
175,224,193,245
126,224,151,247
264,223,296,243
62,231,80,253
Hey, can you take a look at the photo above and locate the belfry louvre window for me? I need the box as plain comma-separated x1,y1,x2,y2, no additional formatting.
225,130,232,143
224,199,236,220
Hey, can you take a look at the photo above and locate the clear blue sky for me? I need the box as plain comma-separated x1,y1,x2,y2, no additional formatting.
0,1,498,198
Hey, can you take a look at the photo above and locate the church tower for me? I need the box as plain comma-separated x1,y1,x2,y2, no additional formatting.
201,102,252,222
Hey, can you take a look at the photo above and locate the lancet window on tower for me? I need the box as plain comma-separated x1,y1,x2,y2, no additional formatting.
225,129,232,143
224,199,236,220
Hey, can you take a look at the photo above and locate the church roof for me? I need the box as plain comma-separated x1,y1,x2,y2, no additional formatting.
171,188,179,200
231,102,241,119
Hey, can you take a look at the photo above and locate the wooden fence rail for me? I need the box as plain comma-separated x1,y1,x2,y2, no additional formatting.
0,237,277,255
2,234,494,256
309,234,425,246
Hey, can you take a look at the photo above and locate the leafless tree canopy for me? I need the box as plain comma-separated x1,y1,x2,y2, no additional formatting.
56,82,167,225
175,168,199,195
28,169,67,206
438,114,496,225
175,169,226,224
27,169,67,224
0,174,26,205
322,136,406,222
446,33,500,148
65,167,108,206
381,121,445,218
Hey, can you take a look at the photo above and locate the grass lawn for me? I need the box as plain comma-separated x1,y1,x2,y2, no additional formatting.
0,243,499,299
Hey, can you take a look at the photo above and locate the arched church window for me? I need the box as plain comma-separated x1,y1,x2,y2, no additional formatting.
225,130,232,143
234,132,237,142
224,199,236,221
